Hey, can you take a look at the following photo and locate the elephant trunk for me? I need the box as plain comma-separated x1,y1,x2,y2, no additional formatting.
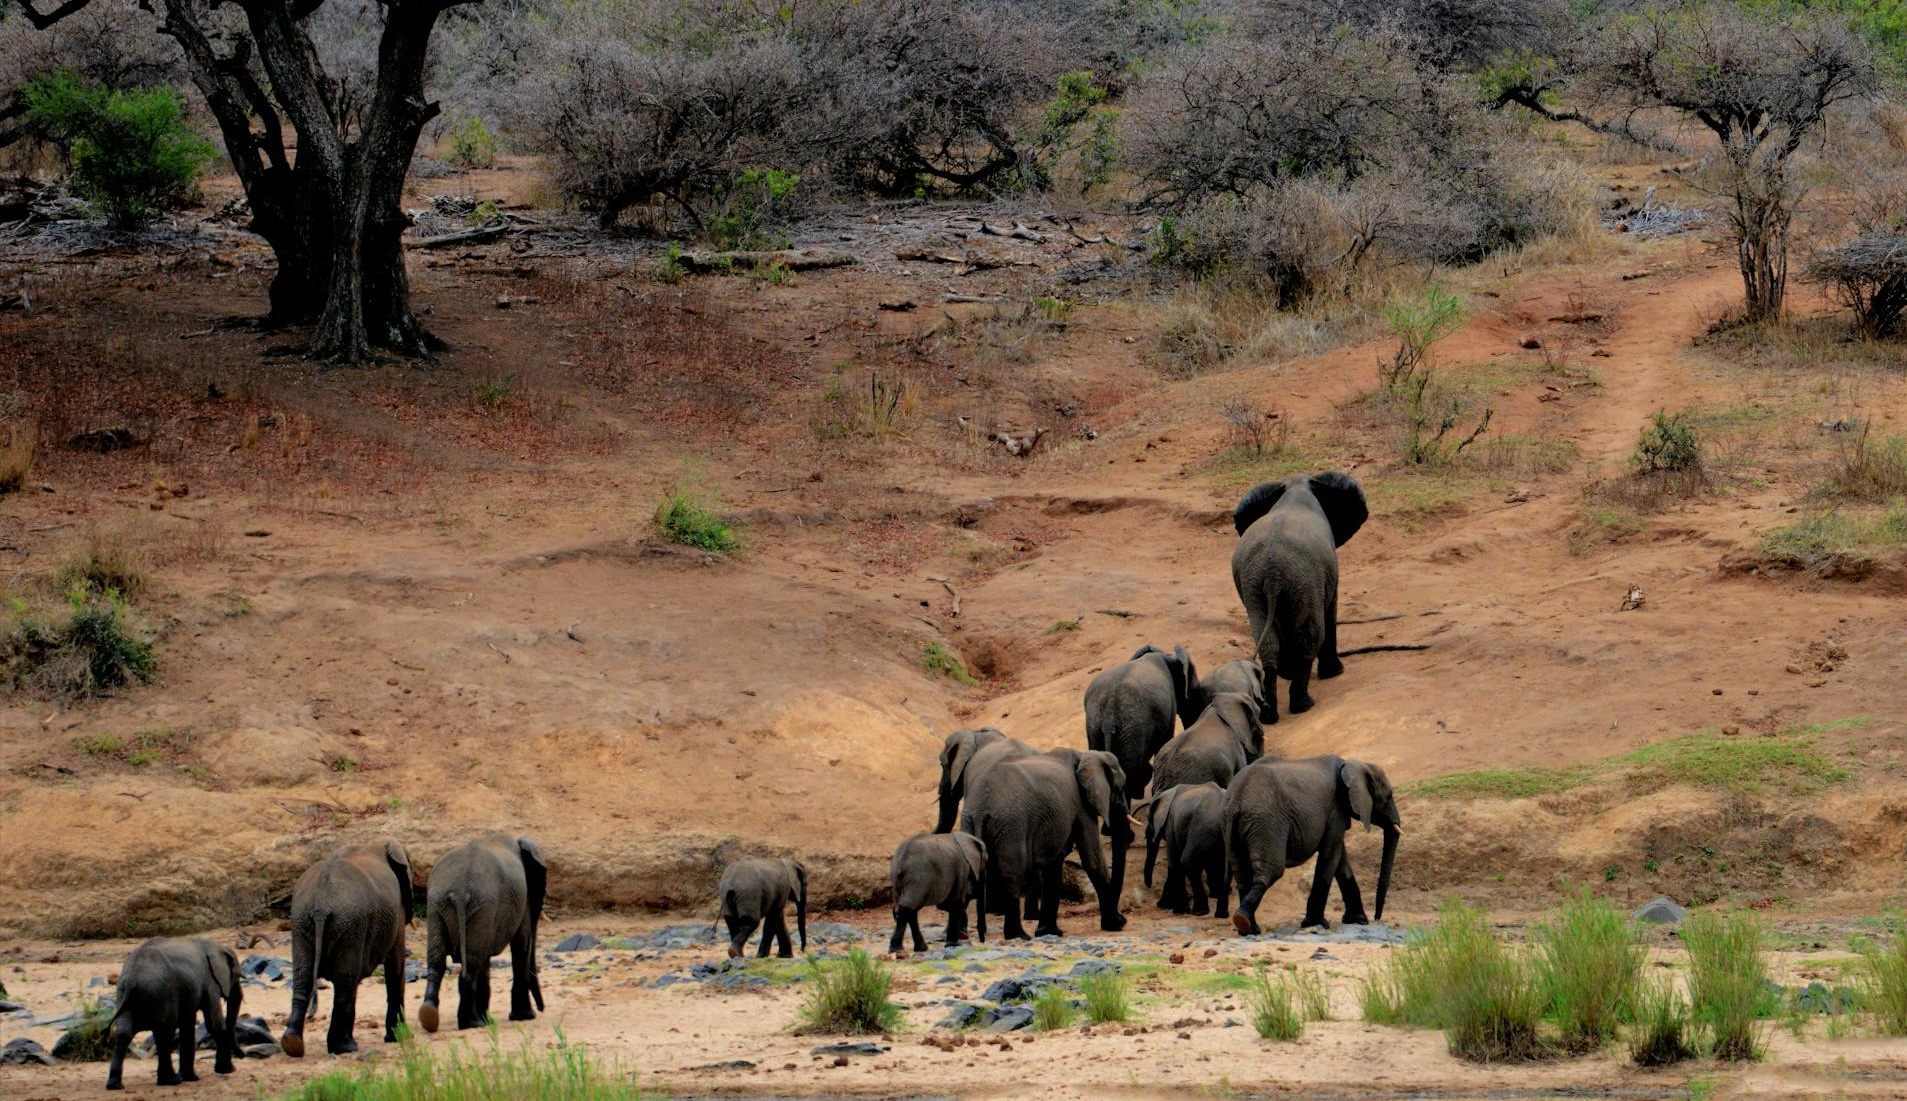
1108,818,1130,917
975,873,986,944
934,779,960,834
1374,825,1400,924
796,884,808,953
1143,825,1159,889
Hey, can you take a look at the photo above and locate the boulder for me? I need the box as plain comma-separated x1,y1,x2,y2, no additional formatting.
1635,897,1689,925
0,1037,54,1066
980,1005,1035,1032
552,933,601,953
936,1003,983,1030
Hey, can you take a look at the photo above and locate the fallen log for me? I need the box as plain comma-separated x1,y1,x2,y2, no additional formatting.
412,222,510,249
678,247,856,273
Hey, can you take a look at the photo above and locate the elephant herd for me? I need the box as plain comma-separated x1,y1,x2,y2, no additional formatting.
98,470,1396,1090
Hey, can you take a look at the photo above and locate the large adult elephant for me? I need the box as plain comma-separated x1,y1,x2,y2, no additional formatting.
1149,691,1265,797
419,833,547,1033
1231,472,1368,723
1223,756,1400,936
281,840,414,1057
1083,644,1201,801
965,747,1131,940
935,727,1033,834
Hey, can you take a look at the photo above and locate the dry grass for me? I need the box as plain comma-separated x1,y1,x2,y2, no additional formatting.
0,421,34,493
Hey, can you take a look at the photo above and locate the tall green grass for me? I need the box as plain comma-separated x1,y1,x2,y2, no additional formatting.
1683,911,1771,1061
1031,985,1078,1031
1248,967,1330,1041
1360,899,1547,1061
278,1028,642,1100
1862,919,1907,1035
1534,889,1642,1052
1079,970,1133,1024
1627,973,1694,1067
794,949,902,1034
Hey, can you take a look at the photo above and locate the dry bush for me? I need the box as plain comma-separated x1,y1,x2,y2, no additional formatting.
1154,285,1335,375
1218,395,1288,457
0,420,33,492
1246,0,1576,69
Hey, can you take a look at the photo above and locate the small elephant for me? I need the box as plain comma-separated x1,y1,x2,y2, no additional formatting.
935,727,1033,834
1231,472,1369,722
1084,644,1202,802
888,831,988,953
965,746,1131,940
1224,755,1401,936
1196,659,1267,720
420,833,547,1033
282,840,414,1058
1140,782,1229,918
719,856,808,959
1149,692,1265,797
105,936,240,1091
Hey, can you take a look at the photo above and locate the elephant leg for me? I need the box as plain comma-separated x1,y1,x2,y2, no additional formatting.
385,940,409,1040
1318,589,1344,679
1231,859,1282,938
458,956,490,1029
999,871,1030,941
1033,859,1066,939
105,1012,133,1090
1021,866,1041,923
1303,840,1344,929
755,917,775,959
1162,860,1188,913
724,916,751,960
945,898,968,947
1246,600,1280,725
1210,855,1231,919
1188,863,1210,916
176,996,198,1082
509,929,537,1022
1288,663,1315,715
774,911,794,959
209,988,235,1075
420,953,447,1034
889,907,908,954
327,975,361,1054
1334,846,1370,925
908,909,929,953
154,1022,181,1086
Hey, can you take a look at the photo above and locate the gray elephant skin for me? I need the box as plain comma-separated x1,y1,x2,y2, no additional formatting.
1231,472,1368,722
105,936,240,1091
420,833,548,1033
1083,645,1200,801
888,831,987,952
1224,755,1401,935
1141,781,1229,918
965,746,1131,940
281,840,414,1057
1149,691,1265,797
935,727,1031,834
719,856,808,958
1197,659,1267,718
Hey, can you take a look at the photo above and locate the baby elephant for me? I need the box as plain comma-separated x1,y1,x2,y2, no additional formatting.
1142,782,1230,918
105,936,240,1091
718,856,807,959
888,831,987,954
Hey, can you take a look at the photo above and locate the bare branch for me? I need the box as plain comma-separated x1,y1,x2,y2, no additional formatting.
13,0,95,30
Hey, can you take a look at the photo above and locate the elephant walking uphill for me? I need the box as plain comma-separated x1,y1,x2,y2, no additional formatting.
1224,756,1401,936
936,727,1033,834
966,747,1131,940
1141,781,1228,918
420,833,548,1033
1084,644,1201,802
1149,691,1266,797
105,936,240,1091
281,841,414,1058
719,856,808,959
1231,472,1368,723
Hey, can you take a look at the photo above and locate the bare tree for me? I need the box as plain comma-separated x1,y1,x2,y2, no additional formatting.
14,0,480,361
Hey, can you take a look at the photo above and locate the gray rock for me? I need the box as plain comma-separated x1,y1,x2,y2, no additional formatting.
1635,897,1689,925
612,924,721,952
962,963,987,973
690,1059,756,1071
0,1000,25,1013
404,959,430,983
807,921,864,945
552,933,601,953
936,1003,983,1030
935,975,960,985
242,1043,279,1060
981,1005,1034,1032
650,974,685,989
235,1015,276,1048
810,1041,887,1057
239,955,292,983
1067,959,1118,978
0,1037,54,1066
981,974,1053,1003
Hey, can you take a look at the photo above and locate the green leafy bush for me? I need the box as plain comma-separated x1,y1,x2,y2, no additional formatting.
4,586,156,701
1632,410,1702,476
1683,911,1771,1061
24,72,215,229
1534,889,1641,1052
921,643,978,686
707,167,800,251
449,116,499,169
653,477,740,553
56,994,116,1061
795,949,902,1034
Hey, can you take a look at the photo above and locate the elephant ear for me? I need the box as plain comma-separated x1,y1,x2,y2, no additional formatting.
1073,751,1117,826
1144,787,1180,843
384,841,415,925
1233,480,1288,536
1340,760,1379,830
957,834,988,881
203,941,238,1001
1170,645,1199,726
1308,471,1368,547
1128,643,1165,662
518,838,548,918
1216,695,1265,758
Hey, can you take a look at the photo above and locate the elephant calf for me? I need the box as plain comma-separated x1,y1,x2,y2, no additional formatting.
1142,782,1229,918
420,833,548,1033
889,831,987,954
282,840,414,1058
106,936,240,1091
718,856,808,959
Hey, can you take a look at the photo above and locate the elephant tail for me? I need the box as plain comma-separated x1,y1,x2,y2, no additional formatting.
453,893,470,969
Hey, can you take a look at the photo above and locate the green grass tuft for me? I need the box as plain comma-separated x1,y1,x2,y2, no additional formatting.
1248,967,1328,1041
4,586,156,701
1862,917,1907,1035
795,949,903,1035
278,1027,643,1099
1079,970,1133,1023
1361,899,1548,1062
57,994,116,1061
653,479,740,554
1534,888,1641,1052
1031,985,1078,1031
921,643,979,686
1683,911,1771,1062
1760,501,1907,568
1627,972,1694,1067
